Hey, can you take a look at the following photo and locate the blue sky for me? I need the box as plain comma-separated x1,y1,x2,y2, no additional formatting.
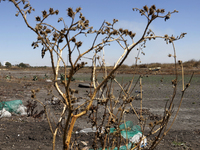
0,0,199,66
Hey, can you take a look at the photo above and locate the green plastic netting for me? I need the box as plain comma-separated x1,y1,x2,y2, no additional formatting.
0,100,23,114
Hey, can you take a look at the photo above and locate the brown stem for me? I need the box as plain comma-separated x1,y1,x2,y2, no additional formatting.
64,115,77,150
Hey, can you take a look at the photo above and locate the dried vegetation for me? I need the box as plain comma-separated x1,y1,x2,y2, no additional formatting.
1,1,194,150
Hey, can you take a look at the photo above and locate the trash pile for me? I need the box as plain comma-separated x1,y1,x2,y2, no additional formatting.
0,100,27,118
77,121,147,149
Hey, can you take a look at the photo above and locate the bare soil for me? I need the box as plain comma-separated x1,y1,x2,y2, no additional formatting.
0,69,199,150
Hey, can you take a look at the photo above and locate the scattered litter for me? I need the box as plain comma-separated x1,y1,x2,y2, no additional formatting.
78,83,94,88
0,100,27,117
45,97,60,105
16,105,27,116
46,79,52,82
85,121,147,150
76,127,105,134
129,132,147,148
0,108,11,118
110,121,147,147
52,97,60,105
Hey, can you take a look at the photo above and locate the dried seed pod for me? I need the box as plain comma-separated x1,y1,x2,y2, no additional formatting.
71,37,76,42
113,19,118,23
67,7,74,17
45,29,51,34
171,36,176,41
42,10,47,18
81,16,85,21
178,60,182,65
119,28,123,33
171,79,177,85
128,31,132,36
79,12,82,18
165,12,171,21
85,20,89,24
41,48,46,58
149,7,154,15
151,5,156,10
27,9,31,14
186,83,190,88
106,22,111,26
35,16,41,21
160,9,165,13
55,10,59,15
58,38,63,43
164,34,169,38
156,9,161,13
15,12,19,17
143,5,149,12
112,29,118,35
49,8,54,14
123,29,129,36
24,3,30,9
76,41,82,48
40,31,45,35
31,42,35,47
52,37,57,41
53,33,59,37
84,22,89,27
76,7,82,12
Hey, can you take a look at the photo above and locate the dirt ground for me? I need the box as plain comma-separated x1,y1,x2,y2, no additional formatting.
0,69,199,150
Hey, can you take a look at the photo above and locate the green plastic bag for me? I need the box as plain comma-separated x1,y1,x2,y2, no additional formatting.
110,121,141,139
89,121,142,150
0,100,23,114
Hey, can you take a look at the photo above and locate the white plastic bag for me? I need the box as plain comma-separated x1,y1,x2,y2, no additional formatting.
17,105,27,116
0,108,12,118
77,127,105,134
129,132,147,147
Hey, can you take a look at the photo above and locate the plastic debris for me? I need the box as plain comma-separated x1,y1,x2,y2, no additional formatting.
16,105,27,116
78,83,94,88
110,121,147,147
0,100,27,116
46,79,52,82
45,97,60,105
0,108,11,118
76,127,105,134
86,121,147,150
129,132,147,148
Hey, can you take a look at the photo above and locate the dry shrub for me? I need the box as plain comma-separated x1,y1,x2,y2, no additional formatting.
2,1,192,150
